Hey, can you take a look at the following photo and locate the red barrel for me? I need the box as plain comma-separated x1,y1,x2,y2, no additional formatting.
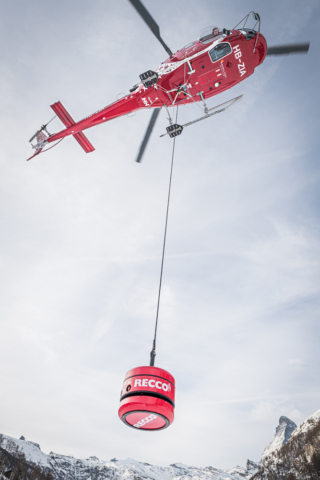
118,366,175,430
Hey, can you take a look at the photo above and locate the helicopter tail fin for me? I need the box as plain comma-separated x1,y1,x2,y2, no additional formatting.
51,101,95,153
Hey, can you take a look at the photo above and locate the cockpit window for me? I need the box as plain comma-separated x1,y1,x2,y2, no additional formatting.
184,42,194,49
209,42,232,62
202,35,223,45
198,26,222,43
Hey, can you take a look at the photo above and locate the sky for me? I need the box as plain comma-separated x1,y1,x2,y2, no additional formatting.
0,0,320,471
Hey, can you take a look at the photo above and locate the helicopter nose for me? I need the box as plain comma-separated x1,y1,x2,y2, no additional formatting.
255,34,268,65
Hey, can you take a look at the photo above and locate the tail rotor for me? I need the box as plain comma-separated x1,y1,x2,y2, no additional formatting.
29,115,56,143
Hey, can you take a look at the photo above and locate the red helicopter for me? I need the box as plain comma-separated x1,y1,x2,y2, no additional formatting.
27,2,310,163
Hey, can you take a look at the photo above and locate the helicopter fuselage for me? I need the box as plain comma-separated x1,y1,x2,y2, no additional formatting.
45,30,267,146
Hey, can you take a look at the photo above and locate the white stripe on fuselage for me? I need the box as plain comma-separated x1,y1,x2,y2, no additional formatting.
155,35,227,77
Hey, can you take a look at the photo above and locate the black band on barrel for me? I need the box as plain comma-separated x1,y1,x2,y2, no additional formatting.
120,390,175,408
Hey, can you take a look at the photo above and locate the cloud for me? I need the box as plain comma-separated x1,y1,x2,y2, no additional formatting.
250,401,300,423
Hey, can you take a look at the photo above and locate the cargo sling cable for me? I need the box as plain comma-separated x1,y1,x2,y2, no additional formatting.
150,106,179,367
118,106,179,430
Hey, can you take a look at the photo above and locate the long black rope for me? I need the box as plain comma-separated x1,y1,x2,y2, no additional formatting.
150,106,179,366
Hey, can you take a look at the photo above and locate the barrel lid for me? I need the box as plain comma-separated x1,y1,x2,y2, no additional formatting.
123,410,168,430
125,366,175,385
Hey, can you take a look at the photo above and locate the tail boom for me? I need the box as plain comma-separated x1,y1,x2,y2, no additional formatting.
29,90,157,159
48,95,141,145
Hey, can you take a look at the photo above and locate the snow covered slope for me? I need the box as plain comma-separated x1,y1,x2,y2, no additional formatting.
0,433,260,480
3,410,318,480
290,408,320,440
0,435,50,468
261,416,297,462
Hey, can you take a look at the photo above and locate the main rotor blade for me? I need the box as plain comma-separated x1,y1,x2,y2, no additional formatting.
128,0,173,57
266,42,310,56
135,108,161,163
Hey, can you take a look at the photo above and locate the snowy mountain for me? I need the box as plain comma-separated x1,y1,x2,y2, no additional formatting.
261,416,297,461
1,410,319,480
255,409,320,479
0,433,261,480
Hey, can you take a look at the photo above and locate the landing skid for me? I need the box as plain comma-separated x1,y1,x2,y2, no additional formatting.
160,95,244,138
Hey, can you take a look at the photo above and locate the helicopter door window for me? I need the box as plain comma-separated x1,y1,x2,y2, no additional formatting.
209,42,232,62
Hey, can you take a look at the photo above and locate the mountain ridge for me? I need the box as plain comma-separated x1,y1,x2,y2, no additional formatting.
1,409,319,480
0,433,262,480
261,415,297,462
255,409,320,479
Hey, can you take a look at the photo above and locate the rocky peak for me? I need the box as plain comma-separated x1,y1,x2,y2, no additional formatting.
26,440,41,450
278,416,296,428
245,459,261,472
253,409,320,480
261,415,297,462
226,459,262,478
